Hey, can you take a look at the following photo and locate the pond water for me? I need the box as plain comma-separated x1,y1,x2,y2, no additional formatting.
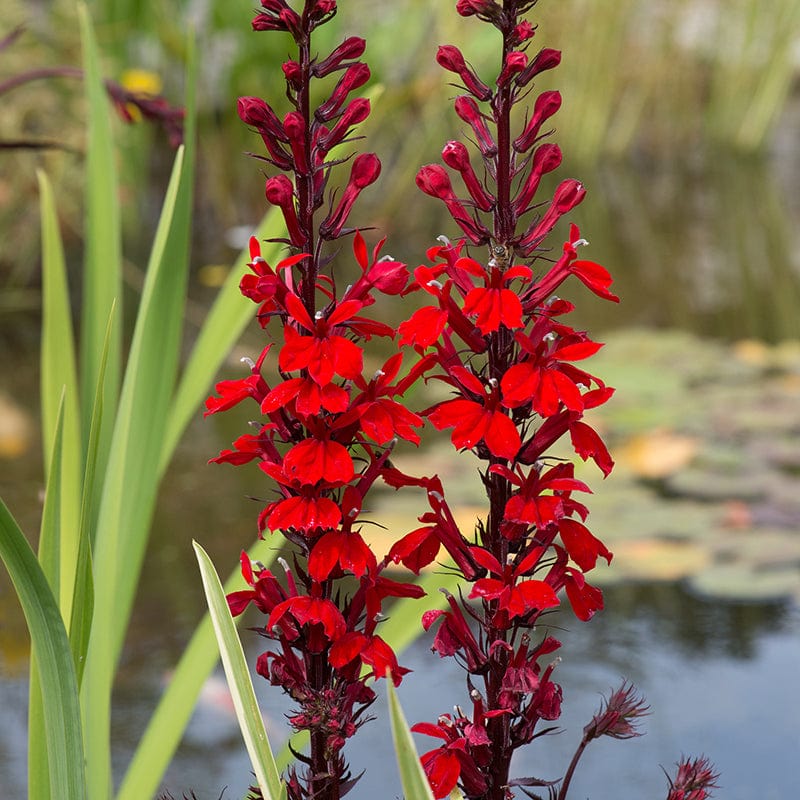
2,148,800,798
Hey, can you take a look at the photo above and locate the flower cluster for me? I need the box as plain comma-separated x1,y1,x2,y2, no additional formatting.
389,3,620,795
205,3,430,797
205,2,718,800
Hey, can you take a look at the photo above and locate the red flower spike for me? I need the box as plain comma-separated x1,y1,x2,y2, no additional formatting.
436,45,492,101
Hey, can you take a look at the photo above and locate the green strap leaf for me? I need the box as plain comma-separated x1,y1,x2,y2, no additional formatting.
387,681,436,800
0,498,86,800
193,541,285,800
117,536,281,800
78,1,121,474
38,169,83,619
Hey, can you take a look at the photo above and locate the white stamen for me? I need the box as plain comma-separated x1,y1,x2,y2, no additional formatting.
240,356,256,369
253,256,267,264
488,377,498,388
436,235,452,246
343,283,353,296
544,332,557,342
427,279,443,290
314,310,324,320
379,255,395,262
575,238,589,247
373,369,385,380
428,490,444,503
277,557,291,573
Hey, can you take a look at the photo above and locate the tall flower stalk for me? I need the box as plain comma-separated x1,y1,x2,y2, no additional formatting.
390,1,636,797
205,3,429,798
204,2,718,800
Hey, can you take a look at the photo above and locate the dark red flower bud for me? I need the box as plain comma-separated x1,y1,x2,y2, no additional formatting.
513,90,562,152
283,111,308,172
437,45,492,101
309,0,336,20
516,47,562,87
237,96,287,141
260,0,288,12
497,51,528,87
320,153,381,239
512,21,536,45
456,0,501,22
316,62,371,121
265,175,304,247
454,95,497,157
442,140,494,211
278,7,303,39
518,178,585,254
314,37,366,77
282,60,302,89
318,97,371,151
416,164,490,244
514,142,562,214
238,96,292,169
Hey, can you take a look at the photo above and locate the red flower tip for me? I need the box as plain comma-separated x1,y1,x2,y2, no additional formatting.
442,141,495,211
320,152,381,239
456,0,501,22
497,51,528,87
584,681,649,741
513,90,562,152
237,96,287,141
316,61,371,121
314,36,367,77
666,756,720,800
436,45,492,100
416,163,455,201
514,142,563,215
517,47,561,87
454,95,497,157
265,175,304,247
282,60,302,88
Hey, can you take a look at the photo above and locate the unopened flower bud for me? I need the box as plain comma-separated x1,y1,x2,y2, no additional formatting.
437,45,492,101
516,47,562,87
497,51,528,87
318,97,371,150
265,175,304,247
518,178,585,254
316,62,371,121
454,95,497,157
282,60,302,89
319,153,381,239
514,90,562,152
456,0,501,21
442,140,494,211
237,96,287,141
278,7,303,39
283,111,308,172
512,21,536,45
314,36,366,77
514,142,562,214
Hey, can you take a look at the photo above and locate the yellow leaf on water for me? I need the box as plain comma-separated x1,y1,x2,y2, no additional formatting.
618,429,698,478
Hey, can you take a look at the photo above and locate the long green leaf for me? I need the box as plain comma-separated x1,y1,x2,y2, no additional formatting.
38,169,83,619
70,307,114,689
28,393,66,800
387,681,436,800
0,498,86,800
193,542,285,800
117,535,281,800
78,1,121,474
81,144,191,800
159,207,284,472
